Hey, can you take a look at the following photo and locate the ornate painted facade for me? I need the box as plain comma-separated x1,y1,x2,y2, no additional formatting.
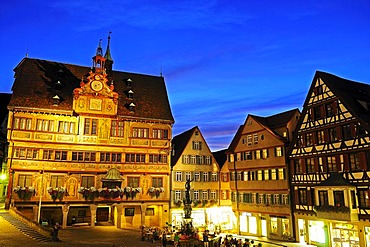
5,36,174,229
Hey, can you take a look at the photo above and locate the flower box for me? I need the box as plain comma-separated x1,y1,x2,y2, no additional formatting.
13,186,35,200
147,187,164,198
47,187,68,201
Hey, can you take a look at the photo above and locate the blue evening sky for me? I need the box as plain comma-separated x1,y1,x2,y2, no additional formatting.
0,1,369,151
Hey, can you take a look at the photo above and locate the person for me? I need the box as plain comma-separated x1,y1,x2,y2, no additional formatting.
51,222,61,242
174,232,180,247
71,216,76,225
203,230,209,247
162,233,167,247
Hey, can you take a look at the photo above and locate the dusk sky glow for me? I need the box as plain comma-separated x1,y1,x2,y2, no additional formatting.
1,1,369,151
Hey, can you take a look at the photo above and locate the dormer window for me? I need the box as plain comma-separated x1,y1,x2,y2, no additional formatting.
129,103,135,112
55,80,62,91
128,90,134,99
53,95,60,106
127,79,132,88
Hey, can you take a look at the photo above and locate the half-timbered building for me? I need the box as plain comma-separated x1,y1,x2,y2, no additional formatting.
289,71,370,247
226,109,300,240
5,36,174,229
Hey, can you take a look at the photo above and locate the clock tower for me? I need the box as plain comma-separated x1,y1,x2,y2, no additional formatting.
72,37,118,116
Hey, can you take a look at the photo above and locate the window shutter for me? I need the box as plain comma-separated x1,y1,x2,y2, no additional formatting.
256,193,259,204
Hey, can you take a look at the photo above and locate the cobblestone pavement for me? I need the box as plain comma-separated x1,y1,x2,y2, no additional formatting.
0,212,161,247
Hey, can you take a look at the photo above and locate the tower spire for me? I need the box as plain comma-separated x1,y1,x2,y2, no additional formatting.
104,31,114,74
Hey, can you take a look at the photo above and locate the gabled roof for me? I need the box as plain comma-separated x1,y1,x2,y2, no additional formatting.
212,149,227,169
171,126,199,167
316,71,370,126
226,125,243,153
316,173,353,187
9,58,174,122
251,108,299,130
288,71,370,155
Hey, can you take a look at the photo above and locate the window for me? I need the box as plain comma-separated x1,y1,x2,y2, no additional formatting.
205,156,212,165
314,106,323,120
294,159,303,174
203,172,209,182
327,156,337,172
334,191,345,207
72,152,96,162
271,169,277,180
326,102,336,117
253,134,258,144
306,133,313,146
246,152,252,160
193,190,199,200
202,190,208,200
14,148,39,159
317,130,325,144
185,172,192,181
149,154,167,164
100,153,122,163
257,171,263,180
222,173,228,182
196,155,204,165
349,153,360,171
298,189,308,205
255,150,261,159
342,124,352,140
247,135,252,145
211,191,217,200
282,194,289,205
262,149,268,159
182,155,190,164
278,168,285,180
127,177,139,187
329,127,338,142
194,172,200,182
81,176,94,188
37,119,54,132
18,175,32,187
125,153,145,163
315,85,323,95
84,118,98,135
192,141,202,150
190,155,196,164
211,172,218,182
306,158,315,173
13,117,32,130
58,121,75,134
152,177,163,187
132,127,148,138
55,151,68,161
264,170,270,180
275,147,282,157
111,120,124,137
175,172,182,182
152,129,169,139
51,176,64,188
274,194,281,205
175,190,181,201
318,190,328,206
358,189,370,209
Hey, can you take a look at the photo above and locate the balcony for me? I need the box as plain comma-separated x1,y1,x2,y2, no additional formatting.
314,205,358,222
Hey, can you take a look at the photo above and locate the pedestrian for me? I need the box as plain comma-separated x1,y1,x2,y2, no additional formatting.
203,230,209,247
162,233,167,247
51,222,61,242
174,232,180,247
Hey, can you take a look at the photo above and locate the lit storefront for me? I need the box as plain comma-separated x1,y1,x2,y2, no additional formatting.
239,212,257,235
332,223,359,247
308,220,327,246
171,206,235,232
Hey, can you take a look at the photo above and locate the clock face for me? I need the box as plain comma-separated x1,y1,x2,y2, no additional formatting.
91,80,103,91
